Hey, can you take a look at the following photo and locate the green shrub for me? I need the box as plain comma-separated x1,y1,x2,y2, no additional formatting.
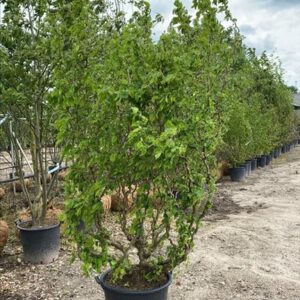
53,0,234,284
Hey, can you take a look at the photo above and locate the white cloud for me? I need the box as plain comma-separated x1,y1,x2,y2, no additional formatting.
229,0,300,88
145,0,300,89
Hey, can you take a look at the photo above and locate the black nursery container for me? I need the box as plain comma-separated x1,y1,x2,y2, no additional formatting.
240,163,250,176
270,151,275,159
257,156,267,168
96,270,172,300
265,155,272,166
281,145,287,153
230,167,246,182
273,149,279,159
245,160,252,175
16,221,60,264
250,159,257,171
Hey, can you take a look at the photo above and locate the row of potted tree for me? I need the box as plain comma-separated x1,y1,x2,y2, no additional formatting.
229,140,299,182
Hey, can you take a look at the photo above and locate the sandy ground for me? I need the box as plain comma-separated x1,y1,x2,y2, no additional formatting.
169,147,300,300
1,146,300,299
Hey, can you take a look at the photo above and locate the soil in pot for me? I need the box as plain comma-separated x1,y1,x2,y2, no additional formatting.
230,167,246,182
96,268,172,300
0,220,8,255
17,207,64,237
16,219,60,264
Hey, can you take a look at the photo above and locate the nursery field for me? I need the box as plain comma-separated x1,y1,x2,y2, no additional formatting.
1,1,299,299
1,145,299,300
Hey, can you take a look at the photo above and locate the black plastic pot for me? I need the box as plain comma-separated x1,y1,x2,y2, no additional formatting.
257,156,267,168
95,270,172,300
240,162,251,176
273,149,279,159
250,159,257,171
271,151,275,159
77,220,97,234
245,161,252,175
16,220,60,264
239,164,248,176
230,167,246,182
281,145,286,153
265,154,271,165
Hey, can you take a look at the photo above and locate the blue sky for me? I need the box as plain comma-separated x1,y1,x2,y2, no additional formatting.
126,0,300,89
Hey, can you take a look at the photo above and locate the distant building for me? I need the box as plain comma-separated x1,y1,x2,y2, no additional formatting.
293,93,300,119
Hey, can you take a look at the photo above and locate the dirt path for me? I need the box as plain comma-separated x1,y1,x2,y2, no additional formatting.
1,146,300,299
169,147,300,300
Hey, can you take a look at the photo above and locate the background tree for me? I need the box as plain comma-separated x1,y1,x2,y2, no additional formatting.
0,0,59,226
287,85,298,94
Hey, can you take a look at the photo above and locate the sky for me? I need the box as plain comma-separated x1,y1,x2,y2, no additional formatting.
138,0,300,89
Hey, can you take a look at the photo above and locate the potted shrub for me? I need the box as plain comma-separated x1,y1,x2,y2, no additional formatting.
53,0,233,298
221,100,252,182
0,1,60,263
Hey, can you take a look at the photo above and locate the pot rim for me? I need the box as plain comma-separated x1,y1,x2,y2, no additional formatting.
96,269,172,295
16,220,60,232
258,155,267,159
229,166,245,170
